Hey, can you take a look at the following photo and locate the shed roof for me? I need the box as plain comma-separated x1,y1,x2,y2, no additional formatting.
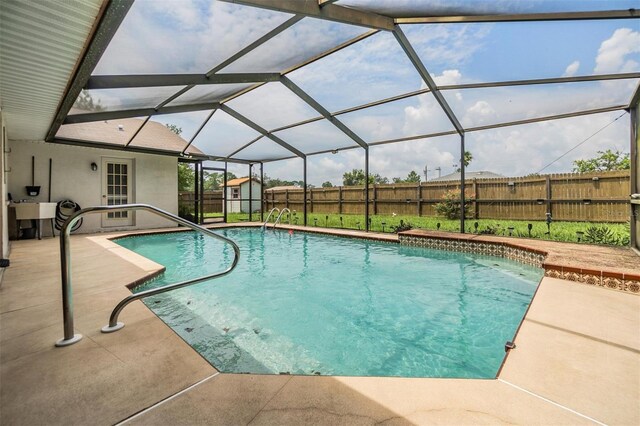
226,177,260,186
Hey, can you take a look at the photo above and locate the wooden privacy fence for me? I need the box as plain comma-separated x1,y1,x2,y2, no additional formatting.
264,171,631,223
179,190,223,213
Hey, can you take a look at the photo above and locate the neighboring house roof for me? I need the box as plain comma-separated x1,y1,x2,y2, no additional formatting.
226,177,261,187
265,185,300,191
56,118,203,155
429,171,505,182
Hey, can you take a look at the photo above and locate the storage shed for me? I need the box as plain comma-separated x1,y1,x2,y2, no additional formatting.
225,177,262,213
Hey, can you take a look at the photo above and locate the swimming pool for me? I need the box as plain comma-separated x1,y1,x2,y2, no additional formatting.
116,228,542,378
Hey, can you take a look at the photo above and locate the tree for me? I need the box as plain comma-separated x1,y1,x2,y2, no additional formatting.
170,124,193,191
392,170,421,184
342,169,389,185
455,151,473,172
321,181,334,188
405,170,421,183
178,163,194,191
203,172,221,190
573,149,630,173
74,90,104,112
165,124,182,135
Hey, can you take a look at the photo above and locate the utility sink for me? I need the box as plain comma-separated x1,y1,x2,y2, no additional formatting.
13,202,57,220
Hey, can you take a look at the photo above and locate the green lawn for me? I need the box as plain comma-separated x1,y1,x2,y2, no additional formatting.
207,212,630,246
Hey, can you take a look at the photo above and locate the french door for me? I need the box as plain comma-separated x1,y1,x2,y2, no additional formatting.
102,158,134,227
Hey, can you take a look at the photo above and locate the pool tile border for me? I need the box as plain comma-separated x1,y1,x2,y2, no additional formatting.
543,264,640,294
398,231,639,296
398,234,546,268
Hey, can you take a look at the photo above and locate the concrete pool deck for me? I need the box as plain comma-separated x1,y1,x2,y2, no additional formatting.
0,225,638,425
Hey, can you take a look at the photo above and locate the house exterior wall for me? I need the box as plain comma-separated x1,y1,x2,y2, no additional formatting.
7,140,177,234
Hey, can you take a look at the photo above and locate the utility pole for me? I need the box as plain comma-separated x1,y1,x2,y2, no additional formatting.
423,164,430,182
435,166,441,178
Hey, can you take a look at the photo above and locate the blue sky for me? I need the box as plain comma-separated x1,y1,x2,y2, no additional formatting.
83,0,639,185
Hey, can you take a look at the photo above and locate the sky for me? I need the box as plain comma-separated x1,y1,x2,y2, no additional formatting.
85,0,640,186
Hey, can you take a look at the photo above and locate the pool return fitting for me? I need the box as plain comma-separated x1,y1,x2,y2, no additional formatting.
55,204,240,347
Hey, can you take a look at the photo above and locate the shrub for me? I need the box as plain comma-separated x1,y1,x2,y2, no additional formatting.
583,226,622,246
434,190,473,220
178,204,194,221
391,220,413,233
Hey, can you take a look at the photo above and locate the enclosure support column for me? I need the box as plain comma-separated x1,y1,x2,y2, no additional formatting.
199,161,204,224
248,163,253,222
260,162,264,222
460,133,466,233
630,105,639,251
303,157,308,226
194,161,200,224
365,147,370,232
223,161,228,223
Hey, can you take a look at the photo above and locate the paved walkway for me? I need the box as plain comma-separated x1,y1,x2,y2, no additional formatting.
0,228,638,425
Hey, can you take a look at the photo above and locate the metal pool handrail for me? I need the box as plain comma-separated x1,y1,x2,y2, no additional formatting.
273,208,291,228
55,203,240,347
262,207,280,229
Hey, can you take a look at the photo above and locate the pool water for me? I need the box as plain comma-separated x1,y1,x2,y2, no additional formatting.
116,228,542,378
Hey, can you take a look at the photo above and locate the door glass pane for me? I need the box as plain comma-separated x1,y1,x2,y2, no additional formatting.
105,161,131,220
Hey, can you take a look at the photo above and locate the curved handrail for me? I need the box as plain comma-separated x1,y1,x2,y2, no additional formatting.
262,207,280,229
273,208,291,228
55,203,240,347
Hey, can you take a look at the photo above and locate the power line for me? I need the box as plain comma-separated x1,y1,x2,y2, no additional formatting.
536,111,626,174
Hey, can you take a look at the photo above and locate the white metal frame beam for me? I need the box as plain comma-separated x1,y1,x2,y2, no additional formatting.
217,0,395,30
280,76,368,149
393,26,464,135
219,104,306,158
86,73,281,89
396,9,639,24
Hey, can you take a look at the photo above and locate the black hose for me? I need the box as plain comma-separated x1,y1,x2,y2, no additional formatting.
55,200,83,233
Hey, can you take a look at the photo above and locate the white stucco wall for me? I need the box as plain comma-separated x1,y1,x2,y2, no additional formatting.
7,140,178,234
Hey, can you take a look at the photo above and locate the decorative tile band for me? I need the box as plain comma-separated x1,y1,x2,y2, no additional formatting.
399,235,545,268
543,267,640,294
399,234,639,295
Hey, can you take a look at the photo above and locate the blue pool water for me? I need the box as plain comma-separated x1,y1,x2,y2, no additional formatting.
116,229,542,378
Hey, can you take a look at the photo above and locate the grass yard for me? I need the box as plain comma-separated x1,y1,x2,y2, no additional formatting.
211,211,630,246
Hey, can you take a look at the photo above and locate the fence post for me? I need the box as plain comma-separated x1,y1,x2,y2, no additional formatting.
416,182,421,216
546,175,553,218
373,184,377,215
285,190,289,210
338,186,343,214
472,178,478,219
310,188,314,214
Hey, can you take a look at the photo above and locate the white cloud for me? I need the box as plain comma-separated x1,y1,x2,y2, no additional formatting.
594,28,640,74
433,69,463,86
402,24,492,69
563,60,580,77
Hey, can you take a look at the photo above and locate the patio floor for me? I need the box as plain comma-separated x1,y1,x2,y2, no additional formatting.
0,226,638,425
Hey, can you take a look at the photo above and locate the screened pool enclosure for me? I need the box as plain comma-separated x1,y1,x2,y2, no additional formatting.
47,0,639,243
